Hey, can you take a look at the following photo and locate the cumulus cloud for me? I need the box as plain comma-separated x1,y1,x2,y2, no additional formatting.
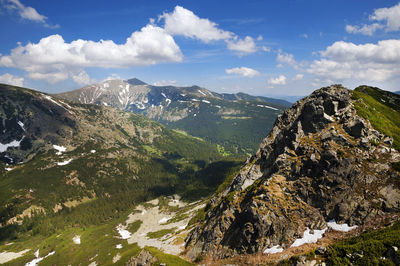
1,0,59,28
268,75,287,85
225,67,260,78
345,23,383,36
0,25,182,83
346,2,400,35
277,51,301,69
160,6,232,43
293,74,304,80
226,36,257,55
308,40,400,82
0,73,24,86
71,70,96,86
153,80,177,86
160,6,260,55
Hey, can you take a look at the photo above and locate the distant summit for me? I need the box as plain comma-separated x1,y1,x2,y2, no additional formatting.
127,78,147,86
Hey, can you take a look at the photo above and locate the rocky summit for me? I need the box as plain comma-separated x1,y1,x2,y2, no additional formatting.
185,85,400,259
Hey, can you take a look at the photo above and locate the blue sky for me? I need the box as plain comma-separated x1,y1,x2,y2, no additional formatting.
0,0,399,96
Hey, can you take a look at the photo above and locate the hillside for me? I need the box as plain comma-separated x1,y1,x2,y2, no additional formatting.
185,85,400,263
0,83,243,240
56,79,290,155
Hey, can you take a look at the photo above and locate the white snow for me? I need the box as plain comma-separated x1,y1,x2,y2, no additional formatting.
263,245,284,254
194,114,197,117
116,244,122,249
25,251,55,266
0,249,30,264
159,217,169,224
44,95,65,109
57,159,73,166
73,235,81,244
5,167,12,171
90,150,96,153
198,90,206,96
161,92,167,98
327,220,358,232
256,104,279,111
53,145,66,155
290,228,327,247
166,98,171,106
141,209,147,215
34,249,39,258
215,105,221,109
180,93,186,97
178,225,187,230
0,137,24,152
191,98,199,102
201,100,210,104
103,82,109,88
18,121,25,131
103,102,108,106
116,224,131,239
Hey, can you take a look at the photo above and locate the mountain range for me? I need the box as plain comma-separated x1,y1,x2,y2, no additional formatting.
56,78,290,155
0,83,399,265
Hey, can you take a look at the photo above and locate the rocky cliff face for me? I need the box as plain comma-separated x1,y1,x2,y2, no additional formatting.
185,85,400,259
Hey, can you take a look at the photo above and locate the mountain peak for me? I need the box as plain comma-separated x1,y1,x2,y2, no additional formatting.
127,78,147,86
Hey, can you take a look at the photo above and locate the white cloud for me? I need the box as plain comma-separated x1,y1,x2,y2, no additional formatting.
293,74,304,80
268,75,286,85
71,70,95,86
0,73,24,86
103,74,121,81
226,36,257,55
277,51,300,69
345,23,383,36
153,80,177,86
160,6,260,55
160,6,232,43
346,2,400,35
302,33,308,39
261,46,271,52
370,2,400,32
308,39,400,82
0,25,182,84
1,0,58,28
225,67,260,78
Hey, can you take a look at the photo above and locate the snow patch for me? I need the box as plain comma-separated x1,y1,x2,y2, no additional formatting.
103,82,109,88
215,105,221,109
5,167,12,171
0,137,24,152
180,93,186,97
158,217,169,224
34,249,39,258
178,225,187,230
198,90,206,96
327,220,358,232
90,150,96,153
103,102,108,106
201,100,210,104
263,245,284,254
57,159,73,166
191,99,199,102
166,98,171,106
116,224,131,239
161,92,167,98
44,95,65,109
25,251,55,266
290,228,327,247
53,145,66,155
116,244,122,249
18,121,25,131
256,104,279,111
73,235,81,244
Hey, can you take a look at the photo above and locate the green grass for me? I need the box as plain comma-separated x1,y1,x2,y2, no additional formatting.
144,246,194,265
127,220,142,234
324,222,400,265
146,228,176,239
352,87,400,150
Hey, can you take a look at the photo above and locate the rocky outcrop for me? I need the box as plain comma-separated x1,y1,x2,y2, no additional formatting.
185,85,400,259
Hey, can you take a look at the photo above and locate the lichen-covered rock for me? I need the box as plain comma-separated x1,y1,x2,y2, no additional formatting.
185,85,400,259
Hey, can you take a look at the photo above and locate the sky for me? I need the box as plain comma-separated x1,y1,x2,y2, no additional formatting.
0,0,399,96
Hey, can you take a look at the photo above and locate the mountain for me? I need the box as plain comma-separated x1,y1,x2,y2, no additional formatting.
56,79,290,155
0,83,243,234
394,90,400,95
185,85,400,262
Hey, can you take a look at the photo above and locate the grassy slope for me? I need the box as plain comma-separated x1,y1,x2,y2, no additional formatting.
352,86,400,150
0,84,244,265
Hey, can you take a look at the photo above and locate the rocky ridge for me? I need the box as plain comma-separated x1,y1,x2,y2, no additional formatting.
185,85,400,259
